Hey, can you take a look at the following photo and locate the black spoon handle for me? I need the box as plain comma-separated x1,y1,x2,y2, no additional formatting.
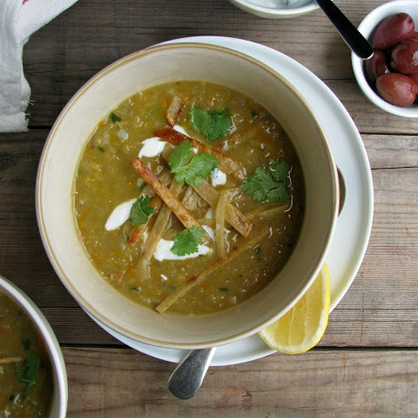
316,0,373,59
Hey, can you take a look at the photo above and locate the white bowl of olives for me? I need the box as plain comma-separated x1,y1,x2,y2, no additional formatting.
352,0,418,117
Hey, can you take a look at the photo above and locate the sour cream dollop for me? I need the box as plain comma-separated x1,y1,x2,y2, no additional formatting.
138,137,167,158
153,238,211,261
105,198,137,231
210,168,227,187
173,124,191,136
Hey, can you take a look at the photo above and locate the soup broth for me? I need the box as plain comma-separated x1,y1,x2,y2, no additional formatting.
74,81,305,315
0,292,53,418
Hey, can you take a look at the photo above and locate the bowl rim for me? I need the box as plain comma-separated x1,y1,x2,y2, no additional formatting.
228,0,318,18
0,275,68,418
36,42,339,349
351,0,418,118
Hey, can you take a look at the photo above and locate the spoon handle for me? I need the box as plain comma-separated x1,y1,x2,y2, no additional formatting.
168,347,217,399
316,0,373,59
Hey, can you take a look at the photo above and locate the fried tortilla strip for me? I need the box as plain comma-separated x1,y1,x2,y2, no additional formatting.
215,189,229,259
0,357,23,364
246,203,290,222
193,180,253,237
155,228,269,314
128,195,162,246
157,145,252,236
110,270,125,284
181,185,206,211
154,127,246,181
136,180,183,280
130,158,204,232
165,96,184,127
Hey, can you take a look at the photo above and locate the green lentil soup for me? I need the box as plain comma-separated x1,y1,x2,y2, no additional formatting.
74,80,305,316
0,292,53,417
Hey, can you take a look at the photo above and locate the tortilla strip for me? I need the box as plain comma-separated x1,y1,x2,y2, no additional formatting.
157,145,252,237
155,228,269,314
0,357,23,364
165,96,184,127
181,185,205,211
215,189,229,259
154,127,246,181
246,203,290,222
194,180,253,237
128,195,162,245
130,158,203,232
111,270,125,284
136,180,184,280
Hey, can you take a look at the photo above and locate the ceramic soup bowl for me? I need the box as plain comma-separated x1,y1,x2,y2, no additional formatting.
36,42,339,350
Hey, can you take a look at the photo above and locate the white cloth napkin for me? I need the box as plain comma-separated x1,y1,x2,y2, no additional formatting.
0,0,78,132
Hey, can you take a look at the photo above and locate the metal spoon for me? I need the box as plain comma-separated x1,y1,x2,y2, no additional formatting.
315,0,373,59
168,347,217,399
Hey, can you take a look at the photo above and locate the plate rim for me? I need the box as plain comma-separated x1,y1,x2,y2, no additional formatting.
227,0,318,19
90,35,374,366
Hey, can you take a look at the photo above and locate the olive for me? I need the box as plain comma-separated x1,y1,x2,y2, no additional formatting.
391,38,418,74
372,13,415,49
376,73,418,107
408,73,418,101
365,50,390,85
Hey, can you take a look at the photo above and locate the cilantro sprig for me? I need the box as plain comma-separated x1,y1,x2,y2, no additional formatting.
169,141,219,187
14,354,41,403
129,196,156,226
189,107,231,141
241,159,291,203
171,226,205,256
110,112,122,123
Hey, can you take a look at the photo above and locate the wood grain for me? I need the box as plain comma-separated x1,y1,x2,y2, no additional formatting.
1,0,418,415
64,347,418,417
22,0,418,133
1,130,417,348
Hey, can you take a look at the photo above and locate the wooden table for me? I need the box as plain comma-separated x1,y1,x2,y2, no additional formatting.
1,0,418,415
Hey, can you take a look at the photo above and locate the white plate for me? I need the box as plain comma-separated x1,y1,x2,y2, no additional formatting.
91,36,374,366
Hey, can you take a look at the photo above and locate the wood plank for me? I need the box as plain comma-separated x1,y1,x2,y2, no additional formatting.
64,346,418,417
363,135,418,170
323,81,418,135
2,0,416,413
324,167,418,346
1,131,417,347
0,131,77,308
20,0,418,135
43,308,123,346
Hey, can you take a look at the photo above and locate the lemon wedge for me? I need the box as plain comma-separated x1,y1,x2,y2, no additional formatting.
259,264,330,355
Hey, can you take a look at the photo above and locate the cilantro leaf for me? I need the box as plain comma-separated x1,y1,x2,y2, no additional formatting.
168,141,193,172
169,143,219,187
173,154,219,187
263,182,289,202
269,159,290,182
110,112,122,123
190,107,231,141
14,354,40,403
129,196,156,226
171,226,205,256
241,159,290,203
209,110,231,139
